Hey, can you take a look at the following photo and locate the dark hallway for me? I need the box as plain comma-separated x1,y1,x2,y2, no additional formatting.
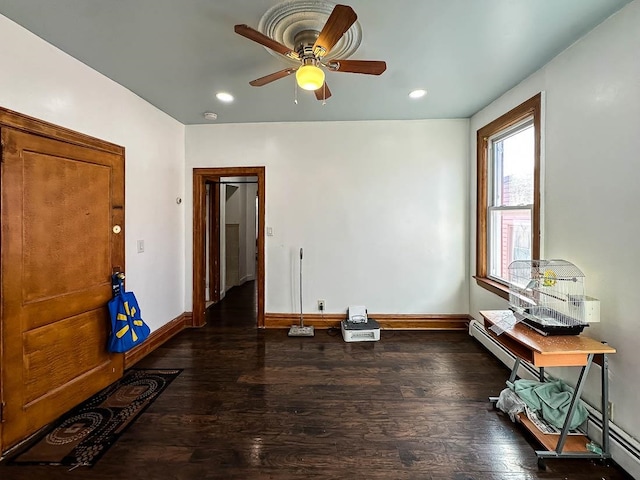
206,280,257,328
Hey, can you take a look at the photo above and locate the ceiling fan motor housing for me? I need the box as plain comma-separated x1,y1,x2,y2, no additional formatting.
294,29,321,60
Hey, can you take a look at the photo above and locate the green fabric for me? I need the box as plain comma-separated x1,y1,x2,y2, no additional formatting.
510,379,588,430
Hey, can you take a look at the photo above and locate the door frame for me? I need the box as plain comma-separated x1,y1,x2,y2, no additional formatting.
0,106,125,454
192,167,265,328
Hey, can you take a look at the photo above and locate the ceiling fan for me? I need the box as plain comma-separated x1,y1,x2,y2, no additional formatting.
234,4,387,100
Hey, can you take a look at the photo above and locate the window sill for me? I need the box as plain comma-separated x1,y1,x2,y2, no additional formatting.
474,276,509,300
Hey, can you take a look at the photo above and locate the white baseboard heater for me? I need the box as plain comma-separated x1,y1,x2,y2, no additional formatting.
469,319,640,478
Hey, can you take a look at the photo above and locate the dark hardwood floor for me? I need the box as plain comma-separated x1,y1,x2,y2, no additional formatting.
1,281,633,479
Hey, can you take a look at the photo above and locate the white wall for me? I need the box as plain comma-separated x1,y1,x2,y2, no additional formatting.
469,2,640,475
186,119,469,315
0,14,186,331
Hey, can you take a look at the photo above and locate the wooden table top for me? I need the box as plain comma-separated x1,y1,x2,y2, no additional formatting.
480,310,616,356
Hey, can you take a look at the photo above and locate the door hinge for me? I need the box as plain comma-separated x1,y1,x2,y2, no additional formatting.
0,402,5,423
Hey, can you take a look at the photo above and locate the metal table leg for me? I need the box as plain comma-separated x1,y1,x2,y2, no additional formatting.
537,354,593,459
509,357,521,384
557,354,593,453
602,352,611,457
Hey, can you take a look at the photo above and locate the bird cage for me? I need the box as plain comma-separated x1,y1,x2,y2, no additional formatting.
508,259,591,335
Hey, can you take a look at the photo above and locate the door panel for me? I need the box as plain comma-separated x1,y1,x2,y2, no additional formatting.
22,151,112,302
24,310,113,403
225,224,240,289
24,285,111,330
207,181,221,303
1,126,124,451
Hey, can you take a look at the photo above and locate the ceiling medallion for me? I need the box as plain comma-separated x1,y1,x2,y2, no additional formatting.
258,0,362,64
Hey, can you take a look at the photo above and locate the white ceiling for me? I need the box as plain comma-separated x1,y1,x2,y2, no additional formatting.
0,0,632,125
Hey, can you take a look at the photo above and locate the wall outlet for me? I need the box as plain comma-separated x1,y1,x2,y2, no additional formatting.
317,300,325,311
607,401,614,420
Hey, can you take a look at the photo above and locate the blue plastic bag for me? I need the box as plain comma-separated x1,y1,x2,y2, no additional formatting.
107,275,150,353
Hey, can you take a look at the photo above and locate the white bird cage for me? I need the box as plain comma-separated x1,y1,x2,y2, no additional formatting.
507,259,594,335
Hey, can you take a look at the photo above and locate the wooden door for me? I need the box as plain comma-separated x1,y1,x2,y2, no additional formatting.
207,181,221,304
1,122,125,452
225,224,240,289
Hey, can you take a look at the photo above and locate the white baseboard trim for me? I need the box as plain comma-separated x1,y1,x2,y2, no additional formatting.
469,319,640,478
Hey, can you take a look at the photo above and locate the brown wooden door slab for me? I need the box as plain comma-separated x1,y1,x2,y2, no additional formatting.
1,126,124,452
208,181,221,304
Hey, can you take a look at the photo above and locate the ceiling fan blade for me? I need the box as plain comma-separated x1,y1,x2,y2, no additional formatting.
234,24,299,60
313,5,357,57
249,68,297,87
314,83,332,101
329,60,387,75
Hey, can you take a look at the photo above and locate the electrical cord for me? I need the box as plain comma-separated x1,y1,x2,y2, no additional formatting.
326,326,340,337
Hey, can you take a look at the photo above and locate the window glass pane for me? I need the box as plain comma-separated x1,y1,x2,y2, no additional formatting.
488,208,532,281
492,125,534,207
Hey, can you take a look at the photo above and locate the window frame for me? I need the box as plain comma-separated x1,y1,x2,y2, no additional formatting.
475,93,541,299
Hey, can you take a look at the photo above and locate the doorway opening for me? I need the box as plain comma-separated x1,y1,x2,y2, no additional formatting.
192,167,265,328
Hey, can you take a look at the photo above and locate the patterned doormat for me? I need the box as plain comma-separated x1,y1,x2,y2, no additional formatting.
10,368,181,467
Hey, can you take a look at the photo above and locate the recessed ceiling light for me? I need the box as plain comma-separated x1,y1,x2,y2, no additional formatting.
203,112,218,121
409,89,427,99
216,92,234,103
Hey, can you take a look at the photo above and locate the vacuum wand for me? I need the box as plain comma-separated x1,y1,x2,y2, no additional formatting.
299,248,304,327
288,247,314,337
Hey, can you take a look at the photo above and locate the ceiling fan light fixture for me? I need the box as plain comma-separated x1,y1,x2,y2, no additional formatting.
296,64,325,91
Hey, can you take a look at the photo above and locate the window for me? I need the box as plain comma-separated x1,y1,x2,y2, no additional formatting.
476,94,541,298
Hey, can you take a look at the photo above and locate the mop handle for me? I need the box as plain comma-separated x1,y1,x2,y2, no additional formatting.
299,248,304,327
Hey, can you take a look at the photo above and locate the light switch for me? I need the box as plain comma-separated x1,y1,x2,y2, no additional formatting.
137,240,145,253
266,227,273,236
